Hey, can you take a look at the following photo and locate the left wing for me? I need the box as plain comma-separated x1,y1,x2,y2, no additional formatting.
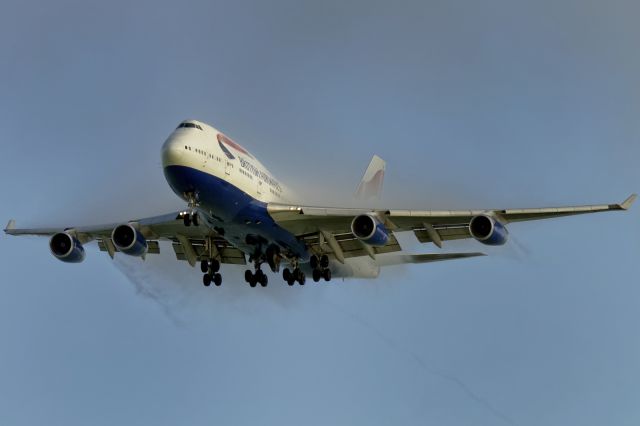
4,212,246,266
268,193,637,260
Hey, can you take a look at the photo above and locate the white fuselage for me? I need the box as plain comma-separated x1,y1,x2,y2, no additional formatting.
161,120,293,204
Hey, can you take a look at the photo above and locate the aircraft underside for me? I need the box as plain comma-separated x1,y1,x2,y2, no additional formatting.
164,164,315,287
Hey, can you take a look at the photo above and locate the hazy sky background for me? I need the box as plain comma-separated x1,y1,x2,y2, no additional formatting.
1,0,639,425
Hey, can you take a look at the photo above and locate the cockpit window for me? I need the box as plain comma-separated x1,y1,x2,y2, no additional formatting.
177,122,203,130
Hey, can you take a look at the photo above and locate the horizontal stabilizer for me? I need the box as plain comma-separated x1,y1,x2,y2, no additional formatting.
377,252,485,267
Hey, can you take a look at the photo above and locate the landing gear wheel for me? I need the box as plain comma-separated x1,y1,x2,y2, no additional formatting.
245,270,253,283
323,268,332,282
249,278,257,288
310,255,319,270
312,269,322,282
259,274,268,287
191,212,199,226
283,268,292,282
320,255,329,269
298,272,306,286
287,278,295,286
183,214,191,227
213,273,222,286
203,273,212,287
210,259,220,273
200,260,209,273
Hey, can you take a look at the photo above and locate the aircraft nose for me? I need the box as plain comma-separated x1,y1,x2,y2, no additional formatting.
161,135,186,167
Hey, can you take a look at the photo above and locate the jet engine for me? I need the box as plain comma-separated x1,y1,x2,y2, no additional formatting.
111,224,148,256
351,214,389,246
469,214,508,246
49,232,86,263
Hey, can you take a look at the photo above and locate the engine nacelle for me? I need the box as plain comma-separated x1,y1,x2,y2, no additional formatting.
49,232,86,263
469,214,509,246
111,224,148,257
351,214,389,246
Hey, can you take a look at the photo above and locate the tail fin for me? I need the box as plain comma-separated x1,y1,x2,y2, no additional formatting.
355,155,386,201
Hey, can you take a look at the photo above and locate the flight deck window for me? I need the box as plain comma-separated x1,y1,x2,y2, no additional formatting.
177,123,203,130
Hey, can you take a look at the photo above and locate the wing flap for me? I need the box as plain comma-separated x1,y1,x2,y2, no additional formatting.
301,231,403,261
171,239,246,265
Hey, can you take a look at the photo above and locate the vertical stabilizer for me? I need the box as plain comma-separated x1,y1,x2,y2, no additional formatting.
354,155,386,200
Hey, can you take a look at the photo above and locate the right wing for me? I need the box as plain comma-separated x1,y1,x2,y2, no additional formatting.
4,212,246,266
268,193,636,261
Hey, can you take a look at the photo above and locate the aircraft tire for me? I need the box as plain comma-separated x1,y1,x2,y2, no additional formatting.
312,269,321,282
213,273,222,286
203,273,212,287
283,268,291,282
323,268,332,282
320,255,329,269
210,259,220,273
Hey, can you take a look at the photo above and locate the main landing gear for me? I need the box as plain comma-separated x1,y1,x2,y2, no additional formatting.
310,254,332,283
201,258,222,287
245,257,269,287
245,268,268,287
282,267,306,286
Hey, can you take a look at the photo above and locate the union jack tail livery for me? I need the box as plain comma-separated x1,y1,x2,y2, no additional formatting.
355,155,386,201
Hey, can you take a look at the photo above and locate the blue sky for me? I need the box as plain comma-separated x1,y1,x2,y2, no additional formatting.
1,1,639,425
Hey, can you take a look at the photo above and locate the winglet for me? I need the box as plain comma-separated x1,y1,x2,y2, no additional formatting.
4,219,15,233
620,193,637,210
355,155,386,200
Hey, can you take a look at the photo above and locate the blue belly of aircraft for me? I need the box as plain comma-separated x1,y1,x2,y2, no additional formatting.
163,165,308,261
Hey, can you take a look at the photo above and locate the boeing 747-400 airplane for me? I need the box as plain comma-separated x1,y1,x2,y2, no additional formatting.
5,120,637,287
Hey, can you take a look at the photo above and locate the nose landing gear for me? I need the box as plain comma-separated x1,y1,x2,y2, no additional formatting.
182,192,201,227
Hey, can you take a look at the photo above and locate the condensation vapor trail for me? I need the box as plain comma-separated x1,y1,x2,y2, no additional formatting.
324,300,518,426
